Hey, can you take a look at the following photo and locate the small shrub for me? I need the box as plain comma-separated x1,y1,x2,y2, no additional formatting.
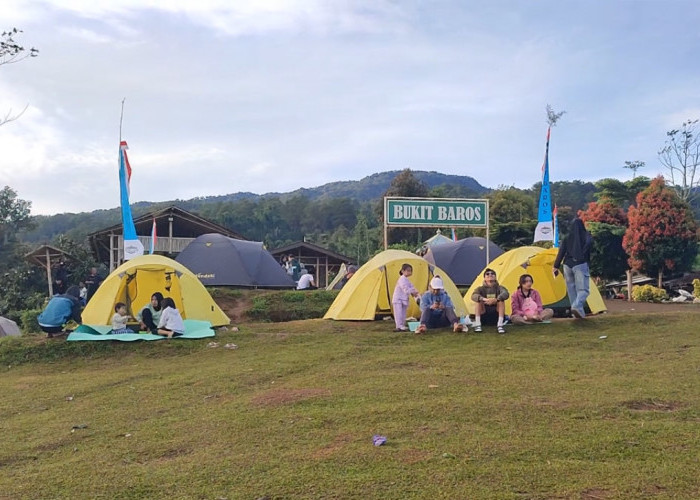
19,309,42,334
631,284,668,303
693,279,700,299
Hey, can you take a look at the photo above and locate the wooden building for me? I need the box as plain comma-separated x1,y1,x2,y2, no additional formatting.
269,241,354,288
87,206,245,272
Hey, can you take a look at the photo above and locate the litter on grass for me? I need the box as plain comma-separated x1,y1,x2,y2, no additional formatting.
372,435,387,446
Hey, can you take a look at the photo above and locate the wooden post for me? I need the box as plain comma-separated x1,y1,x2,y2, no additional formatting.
626,269,632,301
168,216,174,254
45,247,53,296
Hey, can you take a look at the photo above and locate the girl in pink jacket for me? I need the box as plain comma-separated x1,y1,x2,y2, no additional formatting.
510,274,554,325
392,263,421,332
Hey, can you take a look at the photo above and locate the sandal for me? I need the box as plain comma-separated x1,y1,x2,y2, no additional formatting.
473,325,482,333
497,326,506,334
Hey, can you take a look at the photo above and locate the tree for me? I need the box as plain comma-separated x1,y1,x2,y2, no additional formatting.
1,28,39,127
623,177,698,286
579,197,628,280
0,186,33,245
546,104,566,127
379,169,429,246
658,119,700,203
623,160,645,179
488,187,537,249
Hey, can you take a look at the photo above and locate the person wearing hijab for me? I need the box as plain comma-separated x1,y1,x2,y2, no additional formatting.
553,217,593,319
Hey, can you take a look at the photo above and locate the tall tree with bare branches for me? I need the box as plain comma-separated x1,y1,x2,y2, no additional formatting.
1,28,39,127
658,119,700,203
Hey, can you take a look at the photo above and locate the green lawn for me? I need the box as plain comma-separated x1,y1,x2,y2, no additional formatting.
2,312,700,499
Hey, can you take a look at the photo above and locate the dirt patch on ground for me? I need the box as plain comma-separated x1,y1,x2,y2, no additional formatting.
581,487,612,499
311,433,353,459
251,388,332,408
214,294,253,322
621,399,683,412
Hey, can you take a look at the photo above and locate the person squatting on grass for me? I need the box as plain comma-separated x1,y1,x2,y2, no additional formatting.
156,297,185,338
553,217,593,319
37,285,83,337
471,268,509,334
111,302,134,334
509,274,554,325
415,276,464,334
137,292,164,334
391,263,421,332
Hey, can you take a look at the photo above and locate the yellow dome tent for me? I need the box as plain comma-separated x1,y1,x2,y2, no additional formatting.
462,246,606,316
82,255,230,326
324,249,466,320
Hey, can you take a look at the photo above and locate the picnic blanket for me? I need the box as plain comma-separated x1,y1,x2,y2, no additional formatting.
67,319,215,342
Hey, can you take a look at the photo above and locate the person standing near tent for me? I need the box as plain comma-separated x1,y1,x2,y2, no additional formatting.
510,274,554,325
287,254,302,282
415,276,464,334
553,217,593,319
53,260,69,295
156,297,185,338
137,292,164,334
84,267,104,303
37,285,83,337
392,263,421,332
471,268,509,334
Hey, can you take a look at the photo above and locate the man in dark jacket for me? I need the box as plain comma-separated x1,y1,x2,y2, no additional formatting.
84,267,104,303
37,286,83,337
553,217,593,319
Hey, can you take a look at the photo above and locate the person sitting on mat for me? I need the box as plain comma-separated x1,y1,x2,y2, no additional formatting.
111,302,135,334
137,292,164,334
509,274,554,325
156,297,185,338
471,268,509,334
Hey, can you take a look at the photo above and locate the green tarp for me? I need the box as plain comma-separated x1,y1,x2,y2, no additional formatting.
67,319,215,342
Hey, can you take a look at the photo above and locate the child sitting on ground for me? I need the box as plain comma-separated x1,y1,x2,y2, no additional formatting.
156,297,185,338
392,263,421,332
111,302,134,334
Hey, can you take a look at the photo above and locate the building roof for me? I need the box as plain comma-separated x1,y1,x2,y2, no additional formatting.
87,205,245,263
269,241,354,263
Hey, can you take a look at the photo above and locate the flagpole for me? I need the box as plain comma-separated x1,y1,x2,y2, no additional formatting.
119,98,125,143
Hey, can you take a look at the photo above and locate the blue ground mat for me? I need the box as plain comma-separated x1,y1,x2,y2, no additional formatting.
67,319,215,341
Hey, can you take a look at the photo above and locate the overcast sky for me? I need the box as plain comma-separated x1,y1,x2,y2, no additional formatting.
2,1,700,215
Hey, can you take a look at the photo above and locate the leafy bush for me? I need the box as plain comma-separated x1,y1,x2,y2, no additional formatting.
19,309,42,334
248,290,337,322
631,284,668,303
693,279,700,299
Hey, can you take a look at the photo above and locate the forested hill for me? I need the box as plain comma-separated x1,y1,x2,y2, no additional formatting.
23,170,488,243
186,170,487,204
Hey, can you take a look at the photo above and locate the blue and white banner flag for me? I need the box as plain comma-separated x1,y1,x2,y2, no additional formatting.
119,140,144,260
534,127,555,243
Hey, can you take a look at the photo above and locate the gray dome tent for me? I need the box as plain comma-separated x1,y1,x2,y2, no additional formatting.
423,237,505,287
176,233,295,288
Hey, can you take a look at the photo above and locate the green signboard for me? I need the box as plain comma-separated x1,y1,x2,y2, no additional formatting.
385,197,488,228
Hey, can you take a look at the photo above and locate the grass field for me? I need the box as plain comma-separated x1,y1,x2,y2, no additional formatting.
2,310,700,499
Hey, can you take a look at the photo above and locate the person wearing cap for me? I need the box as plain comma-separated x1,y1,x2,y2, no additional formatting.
415,275,464,334
471,268,510,334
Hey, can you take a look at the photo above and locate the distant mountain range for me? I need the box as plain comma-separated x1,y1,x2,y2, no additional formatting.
24,170,490,243
179,170,489,204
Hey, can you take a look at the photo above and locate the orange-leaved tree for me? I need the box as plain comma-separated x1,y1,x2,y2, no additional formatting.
579,197,628,281
623,177,698,286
